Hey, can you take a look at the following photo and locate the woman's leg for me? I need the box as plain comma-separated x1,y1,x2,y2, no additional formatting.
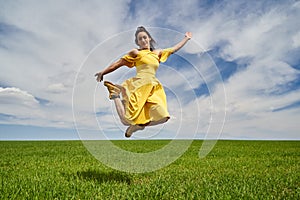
144,117,170,126
125,116,169,138
113,98,130,126
104,81,129,126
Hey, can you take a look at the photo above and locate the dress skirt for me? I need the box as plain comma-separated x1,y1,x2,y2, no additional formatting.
121,78,169,125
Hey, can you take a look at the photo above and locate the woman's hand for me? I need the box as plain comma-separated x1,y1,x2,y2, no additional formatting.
185,32,192,40
94,71,104,82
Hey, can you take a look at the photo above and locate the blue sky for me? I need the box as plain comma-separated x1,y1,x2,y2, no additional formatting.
0,0,300,140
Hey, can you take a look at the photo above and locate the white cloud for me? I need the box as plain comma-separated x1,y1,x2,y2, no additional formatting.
0,87,39,107
0,87,75,128
0,87,41,119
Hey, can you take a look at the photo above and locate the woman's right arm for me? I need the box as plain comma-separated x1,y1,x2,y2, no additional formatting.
94,58,128,82
95,49,138,82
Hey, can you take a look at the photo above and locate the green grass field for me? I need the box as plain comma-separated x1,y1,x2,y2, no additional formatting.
0,140,299,199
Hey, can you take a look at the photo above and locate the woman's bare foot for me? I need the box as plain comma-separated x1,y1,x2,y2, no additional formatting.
104,81,121,99
125,124,145,138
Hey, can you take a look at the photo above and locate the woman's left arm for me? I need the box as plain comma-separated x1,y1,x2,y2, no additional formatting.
171,32,192,53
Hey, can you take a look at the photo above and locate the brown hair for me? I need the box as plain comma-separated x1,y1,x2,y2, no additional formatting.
135,26,156,51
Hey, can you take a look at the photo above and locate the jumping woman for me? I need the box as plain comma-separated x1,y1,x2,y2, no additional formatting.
95,26,192,137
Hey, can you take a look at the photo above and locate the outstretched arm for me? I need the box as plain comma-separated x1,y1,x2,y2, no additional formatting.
95,49,138,82
171,32,192,53
95,58,129,82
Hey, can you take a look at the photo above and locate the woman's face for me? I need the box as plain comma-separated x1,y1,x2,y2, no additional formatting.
136,32,151,49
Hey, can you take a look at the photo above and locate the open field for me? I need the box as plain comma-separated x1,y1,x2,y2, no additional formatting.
0,140,299,199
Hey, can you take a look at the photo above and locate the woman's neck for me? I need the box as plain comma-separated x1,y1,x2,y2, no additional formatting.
139,47,151,51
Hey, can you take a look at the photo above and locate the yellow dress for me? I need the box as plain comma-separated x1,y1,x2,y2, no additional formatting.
121,48,174,125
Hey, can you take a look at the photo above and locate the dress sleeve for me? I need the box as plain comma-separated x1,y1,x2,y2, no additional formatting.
122,53,141,68
159,48,175,63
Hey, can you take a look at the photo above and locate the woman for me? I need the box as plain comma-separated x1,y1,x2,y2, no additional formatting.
95,26,192,137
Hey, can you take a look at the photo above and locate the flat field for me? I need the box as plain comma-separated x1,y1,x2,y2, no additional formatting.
0,140,299,199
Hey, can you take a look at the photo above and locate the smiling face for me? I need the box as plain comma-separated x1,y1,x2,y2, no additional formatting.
136,31,151,49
